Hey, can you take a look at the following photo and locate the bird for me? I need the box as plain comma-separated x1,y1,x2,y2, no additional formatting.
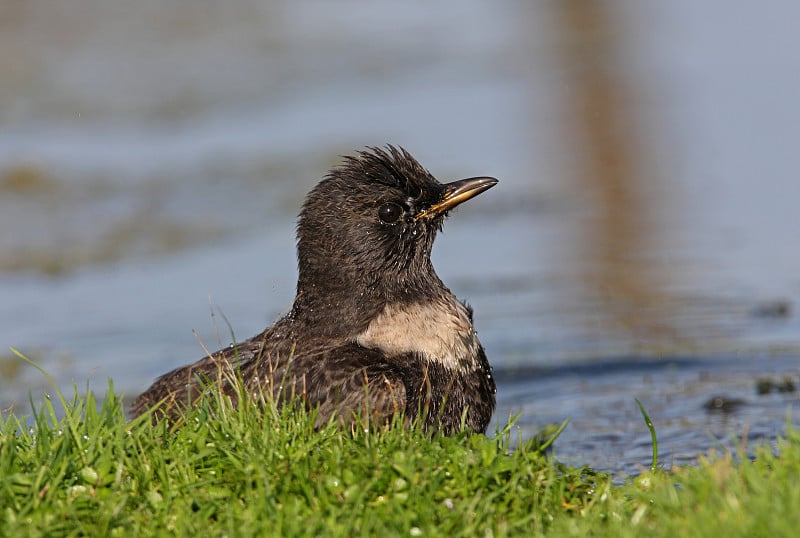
131,146,497,434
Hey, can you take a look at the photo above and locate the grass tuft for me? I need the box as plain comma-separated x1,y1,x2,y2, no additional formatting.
2,353,800,536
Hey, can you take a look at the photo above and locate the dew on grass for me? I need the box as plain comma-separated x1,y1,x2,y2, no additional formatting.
67,485,88,496
79,467,99,484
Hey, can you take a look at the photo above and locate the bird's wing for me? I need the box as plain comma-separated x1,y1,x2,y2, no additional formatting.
133,336,411,431
264,343,410,431
130,330,272,420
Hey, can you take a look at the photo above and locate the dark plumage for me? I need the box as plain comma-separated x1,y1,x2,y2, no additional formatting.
131,146,497,433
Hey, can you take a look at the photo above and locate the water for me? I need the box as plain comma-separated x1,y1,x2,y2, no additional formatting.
2,1,800,475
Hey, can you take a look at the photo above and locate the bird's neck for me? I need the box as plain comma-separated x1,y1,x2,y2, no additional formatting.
291,259,448,340
290,262,479,372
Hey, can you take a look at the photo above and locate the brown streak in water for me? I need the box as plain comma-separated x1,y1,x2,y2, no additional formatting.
553,1,684,347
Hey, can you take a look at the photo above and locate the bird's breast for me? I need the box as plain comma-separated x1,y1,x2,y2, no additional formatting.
354,299,481,371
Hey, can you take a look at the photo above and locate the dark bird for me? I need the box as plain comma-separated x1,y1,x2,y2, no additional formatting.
131,146,497,434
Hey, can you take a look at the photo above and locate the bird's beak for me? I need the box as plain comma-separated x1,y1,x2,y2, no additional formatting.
415,176,499,220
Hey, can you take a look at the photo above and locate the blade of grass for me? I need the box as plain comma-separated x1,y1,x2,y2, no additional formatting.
536,417,570,454
10,347,87,463
635,397,658,472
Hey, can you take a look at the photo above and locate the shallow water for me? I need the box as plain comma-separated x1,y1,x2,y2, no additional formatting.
2,1,799,474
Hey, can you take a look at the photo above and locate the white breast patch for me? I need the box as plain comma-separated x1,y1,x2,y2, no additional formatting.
354,299,480,370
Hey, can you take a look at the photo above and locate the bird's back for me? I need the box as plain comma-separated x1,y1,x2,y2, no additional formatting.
131,316,495,434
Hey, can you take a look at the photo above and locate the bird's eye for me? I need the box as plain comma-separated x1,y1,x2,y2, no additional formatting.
378,202,403,224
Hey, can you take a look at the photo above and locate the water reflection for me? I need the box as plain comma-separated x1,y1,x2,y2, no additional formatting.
553,1,684,348
1,1,799,473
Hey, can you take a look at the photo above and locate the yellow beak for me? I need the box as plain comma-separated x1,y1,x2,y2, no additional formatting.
414,177,498,221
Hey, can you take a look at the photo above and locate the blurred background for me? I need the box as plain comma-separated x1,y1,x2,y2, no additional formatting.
1,0,799,475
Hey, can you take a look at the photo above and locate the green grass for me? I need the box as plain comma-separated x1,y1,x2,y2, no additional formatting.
1,368,799,537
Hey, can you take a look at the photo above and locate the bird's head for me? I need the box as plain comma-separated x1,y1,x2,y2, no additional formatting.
295,146,497,314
